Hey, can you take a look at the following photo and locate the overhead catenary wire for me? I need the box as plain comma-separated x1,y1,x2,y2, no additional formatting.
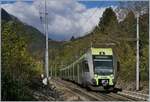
39,5,45,34
79,3,116,47
80,7,101,47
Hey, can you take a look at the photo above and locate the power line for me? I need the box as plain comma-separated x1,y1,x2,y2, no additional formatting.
80,7,101,47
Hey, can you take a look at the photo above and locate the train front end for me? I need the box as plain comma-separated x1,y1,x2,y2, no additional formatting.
90,48,117,90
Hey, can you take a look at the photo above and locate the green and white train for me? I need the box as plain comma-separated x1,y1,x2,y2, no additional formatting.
60,47,119,91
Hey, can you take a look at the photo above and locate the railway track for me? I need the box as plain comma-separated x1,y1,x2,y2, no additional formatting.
51,79,101,101
51,78,144,101
118,90,149,101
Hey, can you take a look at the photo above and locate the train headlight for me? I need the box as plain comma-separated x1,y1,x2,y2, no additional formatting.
110,74,114,78
94,74,98,77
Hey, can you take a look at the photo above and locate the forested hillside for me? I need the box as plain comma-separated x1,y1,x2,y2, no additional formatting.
2,8,62,60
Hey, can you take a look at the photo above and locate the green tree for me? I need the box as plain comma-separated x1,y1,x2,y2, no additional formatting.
2,21,39,100
98,7,118,34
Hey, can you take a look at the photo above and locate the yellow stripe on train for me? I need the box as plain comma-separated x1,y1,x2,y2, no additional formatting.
91,48,113,55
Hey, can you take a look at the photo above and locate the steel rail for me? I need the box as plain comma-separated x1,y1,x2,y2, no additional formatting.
118,90,149,101
53,78,138,101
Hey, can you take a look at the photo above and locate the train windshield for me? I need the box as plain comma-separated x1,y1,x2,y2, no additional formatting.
93,56,113,75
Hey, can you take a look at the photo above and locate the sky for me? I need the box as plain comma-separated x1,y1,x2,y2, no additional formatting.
1,0,119,41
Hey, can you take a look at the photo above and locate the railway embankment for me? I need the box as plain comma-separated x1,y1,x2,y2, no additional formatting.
29,77,63,101
116,79,149,94
27,77,148,101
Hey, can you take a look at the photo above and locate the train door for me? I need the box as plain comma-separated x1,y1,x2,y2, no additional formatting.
74,64,78,83
67,68,69,80
78,62,83,84
73,64,75,81
77,63,80,84
61,70,63,79
82,60,90,85
113,53,118,84
79,62,84,84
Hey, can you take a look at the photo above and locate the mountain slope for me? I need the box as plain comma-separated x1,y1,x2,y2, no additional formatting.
1,8,19,21
1,8,62,60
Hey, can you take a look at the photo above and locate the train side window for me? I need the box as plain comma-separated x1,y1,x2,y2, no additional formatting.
74,65,77,76
83,61,89,72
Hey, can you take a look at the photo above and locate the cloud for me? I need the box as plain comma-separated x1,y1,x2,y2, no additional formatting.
2,0,109,41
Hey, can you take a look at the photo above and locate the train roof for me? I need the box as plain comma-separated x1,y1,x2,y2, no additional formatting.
60,47,113,71
90,48,113,55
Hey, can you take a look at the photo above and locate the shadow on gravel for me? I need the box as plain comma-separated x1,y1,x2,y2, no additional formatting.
112,88,122,93
89,87,123,94
62,79,122,95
